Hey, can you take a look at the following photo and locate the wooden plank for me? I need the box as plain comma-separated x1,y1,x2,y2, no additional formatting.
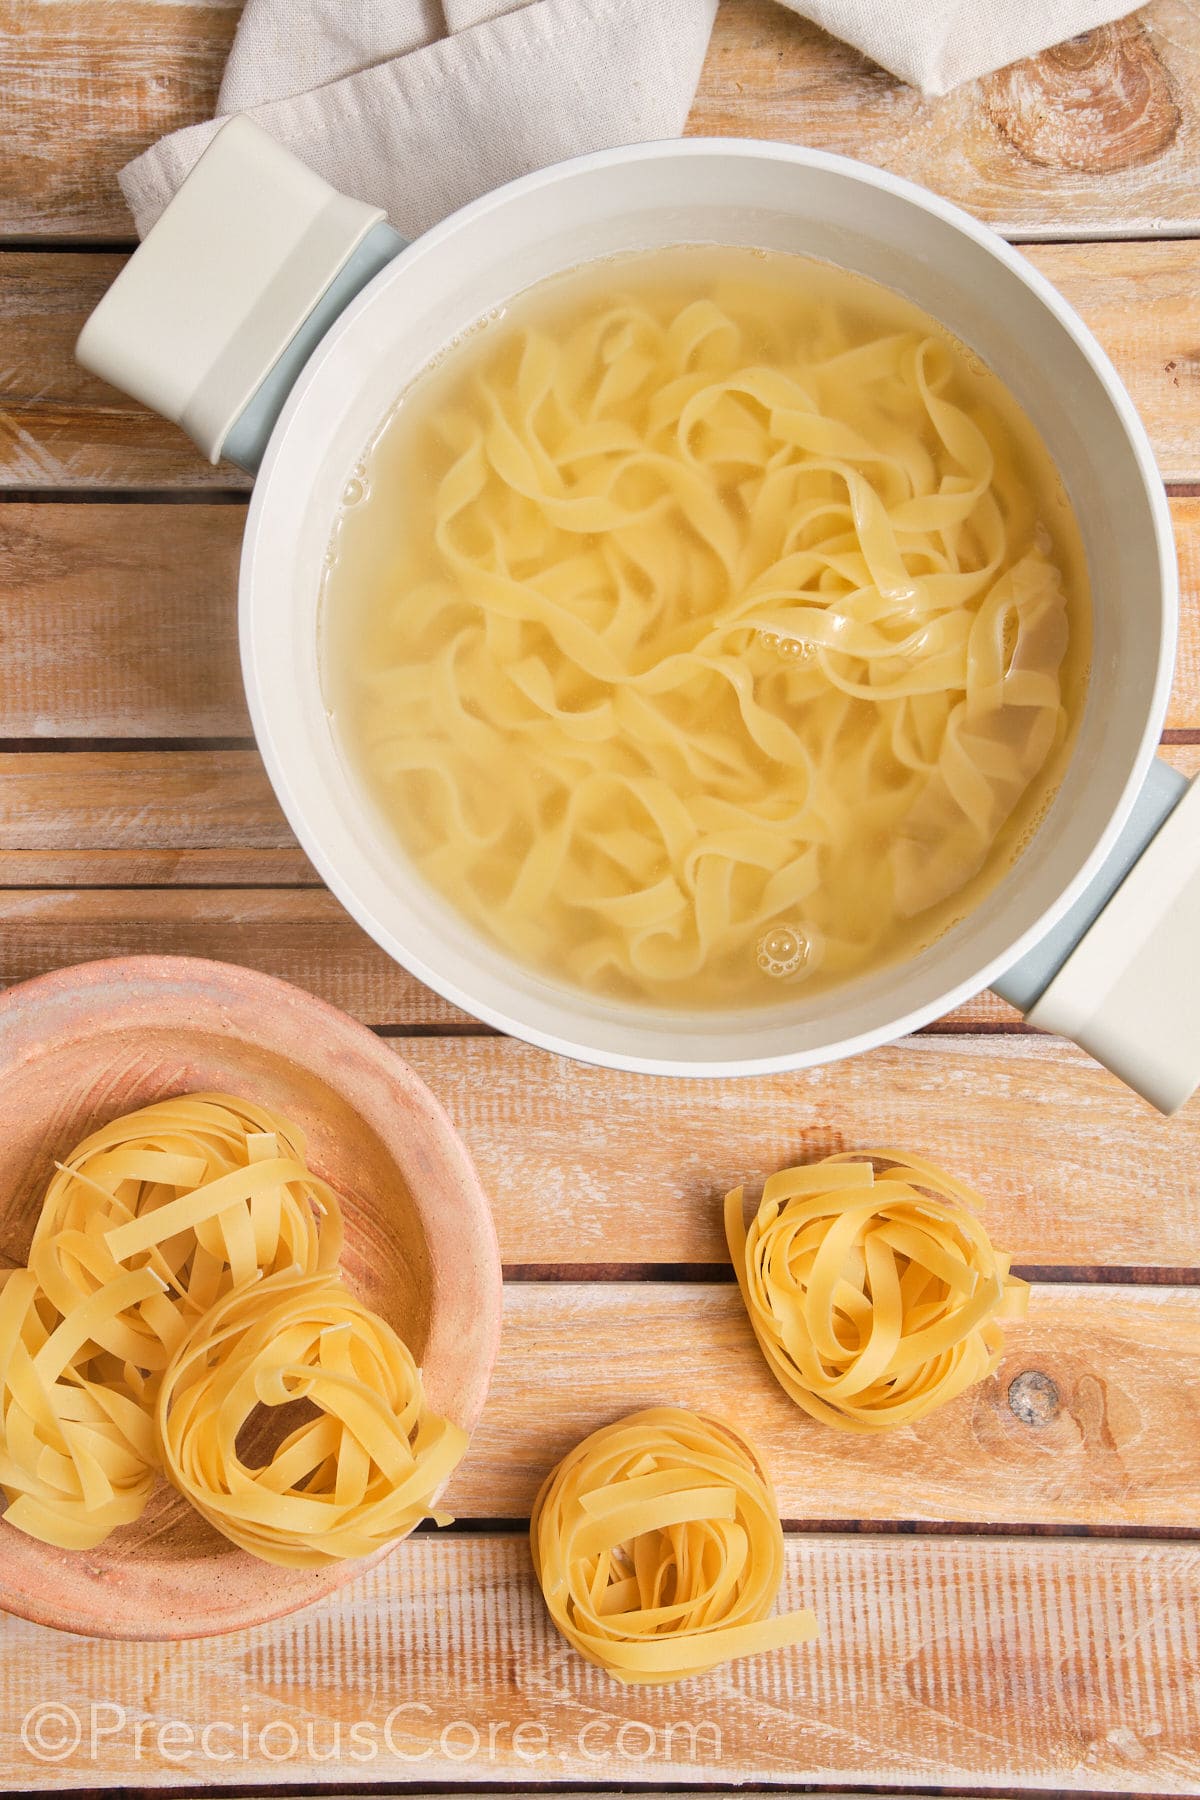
3,745,1197,891
1175,498,1200,728
0,0,238,242
0,846,315,885
5,499,1200,734
0,255,250,490
0,748,286,847
6,243,1200,488
1027,241,1200,486
0,874,1137,1030
0,1264,1182,1526
454,1283,1200,1525
403,1034,1200,1271
0,503,247,737
0,887,473,1028
691,0,1200,241
0,885,1004,1033
3,1,1200,242
0,748,312,884
0,1534,1195,1790
0,750,1196,1036
0,741,1196,1045
0,883,1017,1027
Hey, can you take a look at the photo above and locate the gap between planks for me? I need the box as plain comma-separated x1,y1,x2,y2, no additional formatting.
420,1521,1200,1548
498,1262,1200,1287
0,1787,1195,1800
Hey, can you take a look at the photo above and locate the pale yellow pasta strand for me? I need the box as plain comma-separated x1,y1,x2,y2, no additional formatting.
157,1270,468,1569
530,1406,818,1683
0,1266,160,1548
724,1150,1029,1433
30,1094,343,1401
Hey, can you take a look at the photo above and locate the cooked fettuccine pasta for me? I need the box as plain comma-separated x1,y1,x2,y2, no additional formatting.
324,247,1088,1007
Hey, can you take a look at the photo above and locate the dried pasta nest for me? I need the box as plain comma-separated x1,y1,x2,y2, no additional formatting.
725,1149,1028,1432
157,1270,467,1568
0,1093,463,1563
29,1093,343,1402
530,1405,818,1684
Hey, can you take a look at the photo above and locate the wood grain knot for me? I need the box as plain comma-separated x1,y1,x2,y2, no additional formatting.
1008,1369,1061,1426
1164,355,1200,388
983,20,1179,173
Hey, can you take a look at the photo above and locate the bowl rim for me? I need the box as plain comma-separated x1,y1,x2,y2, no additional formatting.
0,954,503,1639
241,137,1178,1075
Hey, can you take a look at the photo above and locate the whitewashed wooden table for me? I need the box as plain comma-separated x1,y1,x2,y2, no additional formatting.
1,1,1200,1791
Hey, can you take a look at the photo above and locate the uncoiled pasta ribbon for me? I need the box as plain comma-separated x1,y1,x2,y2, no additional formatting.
157,1270,467,1568
530,1406,818,1683
725,1150,1028,1432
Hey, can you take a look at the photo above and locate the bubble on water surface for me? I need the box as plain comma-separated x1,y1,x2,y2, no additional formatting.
757,630,815,664
756,924,814,979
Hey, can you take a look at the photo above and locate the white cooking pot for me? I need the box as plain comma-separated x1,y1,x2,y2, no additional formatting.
78,120,1200,1111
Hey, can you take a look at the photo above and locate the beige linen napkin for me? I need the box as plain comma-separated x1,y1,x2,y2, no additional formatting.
119,0,1135,239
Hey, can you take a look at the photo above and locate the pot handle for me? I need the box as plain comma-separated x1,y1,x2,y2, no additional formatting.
993,757,1200,1114
75,118,406,473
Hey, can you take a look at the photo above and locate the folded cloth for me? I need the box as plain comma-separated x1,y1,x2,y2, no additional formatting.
789,0,1137,96
119,0,1135,239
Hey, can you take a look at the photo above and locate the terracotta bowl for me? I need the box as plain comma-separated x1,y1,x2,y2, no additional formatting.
0,956,502,1639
